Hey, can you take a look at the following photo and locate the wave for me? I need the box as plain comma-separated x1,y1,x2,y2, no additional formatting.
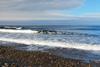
0,29,38,34
0,26,23,29
0,38,100,51
0,28,96,36
0,29,69,35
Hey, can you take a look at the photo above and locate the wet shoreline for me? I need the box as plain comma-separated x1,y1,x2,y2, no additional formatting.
0,42,100,67
0,46,100,67
0,42,100,62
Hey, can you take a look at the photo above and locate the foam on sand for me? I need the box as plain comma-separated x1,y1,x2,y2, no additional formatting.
0,38,100,51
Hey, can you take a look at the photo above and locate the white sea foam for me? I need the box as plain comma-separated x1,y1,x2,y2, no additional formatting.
0,38,100,51
0,29,38,34
0,29,100,51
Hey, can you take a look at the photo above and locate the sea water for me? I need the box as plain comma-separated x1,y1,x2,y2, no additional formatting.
0,25,100,62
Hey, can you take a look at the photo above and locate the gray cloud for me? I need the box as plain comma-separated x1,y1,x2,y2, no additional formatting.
0,0,86,20
0,0,84,11
0,11,76,20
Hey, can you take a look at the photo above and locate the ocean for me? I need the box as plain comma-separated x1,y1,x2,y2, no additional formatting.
0,25,100,62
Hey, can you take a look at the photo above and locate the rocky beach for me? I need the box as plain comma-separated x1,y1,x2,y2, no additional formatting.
0,46,100,67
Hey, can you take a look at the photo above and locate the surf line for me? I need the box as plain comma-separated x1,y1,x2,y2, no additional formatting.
0,38,100,51
0,29,38,34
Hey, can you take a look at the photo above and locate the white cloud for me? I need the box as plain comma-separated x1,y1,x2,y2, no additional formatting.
0,0,84,11
1,11,100,20
0,11,77,20
0,12,33,20
1,0,95,20
82,13,100,18
76,13,100,20
0,0,99,22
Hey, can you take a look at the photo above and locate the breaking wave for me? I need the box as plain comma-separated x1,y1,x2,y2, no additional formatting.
0,38,100,51
0,25,100,61
0,29,38,34
0,26,100,52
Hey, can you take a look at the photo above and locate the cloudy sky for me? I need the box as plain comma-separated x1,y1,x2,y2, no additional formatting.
0,0,100,20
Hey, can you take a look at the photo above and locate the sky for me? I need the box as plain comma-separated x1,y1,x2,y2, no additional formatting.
0,0,100,22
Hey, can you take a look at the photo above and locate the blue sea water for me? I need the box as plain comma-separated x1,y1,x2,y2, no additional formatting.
0,25,100,62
